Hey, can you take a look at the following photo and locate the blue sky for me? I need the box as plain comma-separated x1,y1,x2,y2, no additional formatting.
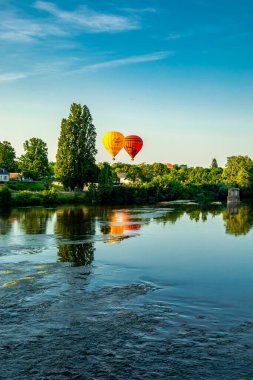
1,0,253,166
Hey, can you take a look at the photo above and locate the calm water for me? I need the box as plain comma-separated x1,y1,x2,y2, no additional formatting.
1,202,253,379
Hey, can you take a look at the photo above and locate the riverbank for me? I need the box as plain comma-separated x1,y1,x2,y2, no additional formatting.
0,186,87,208
0,181,252,208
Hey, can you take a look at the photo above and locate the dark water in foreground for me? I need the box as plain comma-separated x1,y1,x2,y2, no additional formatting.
1,202,253,380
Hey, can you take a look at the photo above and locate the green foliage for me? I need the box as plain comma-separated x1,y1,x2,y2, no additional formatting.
0,185,12,208
98,162,114,187
55,103,97,190
42,188,59,204
0,141,17,172
7,181,46,191
87,161,240,205
97,162,114,202
48,162,55,177
13,191,43,206
222,155,253,189
18,138,50,180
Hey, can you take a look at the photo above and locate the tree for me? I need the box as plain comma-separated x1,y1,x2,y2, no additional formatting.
98,162,114,188
236,168,251,188
97,162,114,202
0,141,17,172
222,155,253,189
211,158,218,168
18,138,50,180
55,103,97,190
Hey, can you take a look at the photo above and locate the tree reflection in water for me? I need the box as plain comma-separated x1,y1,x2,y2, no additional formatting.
223,203,253,236
0,209,14,235
58,243,94,266
156,203,253,237
16,208,54,235
55,207,96,266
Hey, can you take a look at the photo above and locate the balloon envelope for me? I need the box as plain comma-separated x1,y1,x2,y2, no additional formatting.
124,135,143,160
102,131,124,160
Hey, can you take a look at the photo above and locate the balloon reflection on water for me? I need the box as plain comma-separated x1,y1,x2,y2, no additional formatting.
102,210,141,244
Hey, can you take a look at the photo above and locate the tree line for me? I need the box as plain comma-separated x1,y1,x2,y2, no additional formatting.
1,102,253,204
0,103,97,187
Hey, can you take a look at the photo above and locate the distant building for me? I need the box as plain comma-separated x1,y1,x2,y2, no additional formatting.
9,173,22,181
165,163,174,169
0,169,9,182
116,172,131,185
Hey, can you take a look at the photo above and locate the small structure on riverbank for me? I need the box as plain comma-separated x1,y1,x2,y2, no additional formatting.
227,188,240,205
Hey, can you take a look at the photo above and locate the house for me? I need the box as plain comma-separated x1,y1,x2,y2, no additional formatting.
116,172,131,185
9,173,22,181
0,169,9,182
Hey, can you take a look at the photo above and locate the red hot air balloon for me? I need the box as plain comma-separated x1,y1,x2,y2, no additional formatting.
124,135,143,160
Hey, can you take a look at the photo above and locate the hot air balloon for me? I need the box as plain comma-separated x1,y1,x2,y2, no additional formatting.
102,131,124,160
124,135,143,160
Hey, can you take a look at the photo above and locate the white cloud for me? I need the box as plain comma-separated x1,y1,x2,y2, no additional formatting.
0,72,28,82
0,11,67,42
83,51,173,71
0,2,139,44
0,52,171,82
34,1,140,33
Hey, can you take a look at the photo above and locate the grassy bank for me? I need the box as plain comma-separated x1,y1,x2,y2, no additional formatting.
0,185,88,208
0,181,251,209
12,189,87,207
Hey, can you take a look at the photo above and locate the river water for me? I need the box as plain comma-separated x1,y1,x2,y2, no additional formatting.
1,202,253,379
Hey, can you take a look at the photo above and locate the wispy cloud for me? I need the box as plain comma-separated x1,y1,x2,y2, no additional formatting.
82,51,173,71
119,7,157,14
0,52,172,82
0,72,28,82
34,1,140,33
165,26,219,41
0,1,140,43
166,33,182,40
0,11,67,42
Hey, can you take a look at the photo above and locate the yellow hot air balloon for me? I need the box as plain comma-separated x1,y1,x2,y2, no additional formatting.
102,131,124,160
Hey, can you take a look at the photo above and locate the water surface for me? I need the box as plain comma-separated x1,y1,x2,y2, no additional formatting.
1,203,253,379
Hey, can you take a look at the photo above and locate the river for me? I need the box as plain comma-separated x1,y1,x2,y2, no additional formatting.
1,202,253,379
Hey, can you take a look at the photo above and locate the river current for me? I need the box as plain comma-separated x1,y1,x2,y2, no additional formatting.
1,203,253,379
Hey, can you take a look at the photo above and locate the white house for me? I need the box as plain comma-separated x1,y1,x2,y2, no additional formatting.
0,169,9,182
116,172,132,185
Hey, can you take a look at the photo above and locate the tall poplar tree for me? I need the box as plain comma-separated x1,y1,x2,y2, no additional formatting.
55,103,97,190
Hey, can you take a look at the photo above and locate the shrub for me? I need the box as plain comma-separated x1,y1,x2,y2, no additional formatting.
42,188,59,204
8,181,46,192
0,185,12,208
